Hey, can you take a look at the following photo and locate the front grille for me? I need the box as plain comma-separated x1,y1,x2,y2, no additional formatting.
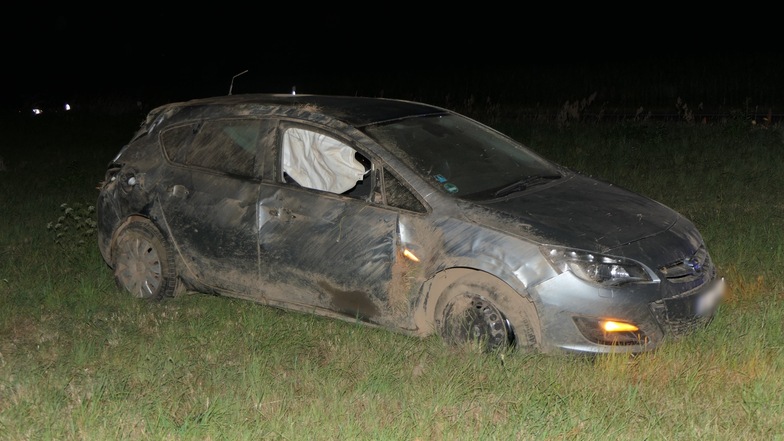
652,245,722,337
659,246,710,284
649,288,715,337
650,302,713,337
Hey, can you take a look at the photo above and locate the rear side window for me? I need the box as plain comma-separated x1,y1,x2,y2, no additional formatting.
161,119,272,178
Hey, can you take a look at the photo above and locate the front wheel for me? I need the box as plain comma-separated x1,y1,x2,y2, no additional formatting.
110,219,178,300
435,273,540,353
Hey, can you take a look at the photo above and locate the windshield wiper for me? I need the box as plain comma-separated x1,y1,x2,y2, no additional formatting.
492,174,560,198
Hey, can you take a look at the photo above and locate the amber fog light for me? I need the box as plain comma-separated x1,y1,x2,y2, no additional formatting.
573,316,649,346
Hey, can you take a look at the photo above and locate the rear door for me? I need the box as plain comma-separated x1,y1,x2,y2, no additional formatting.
157,118,275,295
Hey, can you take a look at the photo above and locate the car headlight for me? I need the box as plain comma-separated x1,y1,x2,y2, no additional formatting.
542,246,654,286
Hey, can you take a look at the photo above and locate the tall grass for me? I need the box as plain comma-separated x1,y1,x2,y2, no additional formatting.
1,106,783,440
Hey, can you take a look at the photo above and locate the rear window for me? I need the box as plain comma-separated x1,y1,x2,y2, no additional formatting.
161,119,273,177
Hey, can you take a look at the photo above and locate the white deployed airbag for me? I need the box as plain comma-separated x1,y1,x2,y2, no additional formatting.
282,128,366,193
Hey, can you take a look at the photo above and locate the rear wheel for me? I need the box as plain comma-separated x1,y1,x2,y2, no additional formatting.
111,219,178,300
435,273,540,353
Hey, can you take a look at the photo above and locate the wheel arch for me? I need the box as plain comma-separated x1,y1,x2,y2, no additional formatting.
108,215,153,263
109,214,183,300
413,267,542,349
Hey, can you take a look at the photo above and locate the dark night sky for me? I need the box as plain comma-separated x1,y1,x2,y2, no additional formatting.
4,7,783,113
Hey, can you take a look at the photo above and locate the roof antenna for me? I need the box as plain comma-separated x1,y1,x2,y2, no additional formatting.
228,70,249,95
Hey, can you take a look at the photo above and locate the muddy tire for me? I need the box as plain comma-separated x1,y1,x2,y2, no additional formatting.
111,219,178,300
435,272,540,353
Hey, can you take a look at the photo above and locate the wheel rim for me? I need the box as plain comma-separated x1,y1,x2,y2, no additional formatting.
444,295,514,351
114,233,162,298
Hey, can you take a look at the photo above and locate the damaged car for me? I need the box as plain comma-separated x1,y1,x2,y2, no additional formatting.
96,93,725,355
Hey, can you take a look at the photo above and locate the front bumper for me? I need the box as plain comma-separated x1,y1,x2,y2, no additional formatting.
531,271,725,355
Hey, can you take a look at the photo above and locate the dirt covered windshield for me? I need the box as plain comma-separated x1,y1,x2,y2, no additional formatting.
361,114,561,200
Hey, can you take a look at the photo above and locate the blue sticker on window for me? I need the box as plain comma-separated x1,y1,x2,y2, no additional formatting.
443,183,458,193
434,174,447,183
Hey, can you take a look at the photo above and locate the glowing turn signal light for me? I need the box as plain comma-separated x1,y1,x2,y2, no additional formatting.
601,320,639,333
402,248,420,262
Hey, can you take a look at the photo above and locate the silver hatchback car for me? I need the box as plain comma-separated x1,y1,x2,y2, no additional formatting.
96,93,725,355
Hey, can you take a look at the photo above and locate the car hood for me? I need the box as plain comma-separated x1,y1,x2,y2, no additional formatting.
461,173,685,253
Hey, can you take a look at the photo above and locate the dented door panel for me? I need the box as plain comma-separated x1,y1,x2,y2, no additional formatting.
255,185,400,326
159,168,261,294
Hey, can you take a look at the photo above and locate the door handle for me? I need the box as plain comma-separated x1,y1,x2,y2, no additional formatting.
168,184,190,198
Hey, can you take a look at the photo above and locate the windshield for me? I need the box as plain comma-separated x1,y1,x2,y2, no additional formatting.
361,114,561,200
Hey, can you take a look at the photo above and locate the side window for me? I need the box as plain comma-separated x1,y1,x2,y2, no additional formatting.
280,127,371,198
160,122,198,164
161,119,270,178
380,168,427,213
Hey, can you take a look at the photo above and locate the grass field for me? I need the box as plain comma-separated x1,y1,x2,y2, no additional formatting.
1,103,783,440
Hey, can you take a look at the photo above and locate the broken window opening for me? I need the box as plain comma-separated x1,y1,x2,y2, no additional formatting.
281,127,369,196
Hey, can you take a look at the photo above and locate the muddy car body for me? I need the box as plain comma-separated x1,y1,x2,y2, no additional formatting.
96,93,725,355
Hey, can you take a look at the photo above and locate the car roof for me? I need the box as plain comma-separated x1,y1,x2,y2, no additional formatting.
150,93,451,127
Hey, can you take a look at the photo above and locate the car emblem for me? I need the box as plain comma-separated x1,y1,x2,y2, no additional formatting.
684,256,703,274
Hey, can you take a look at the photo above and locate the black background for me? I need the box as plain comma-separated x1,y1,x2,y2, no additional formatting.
5,7,783,114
